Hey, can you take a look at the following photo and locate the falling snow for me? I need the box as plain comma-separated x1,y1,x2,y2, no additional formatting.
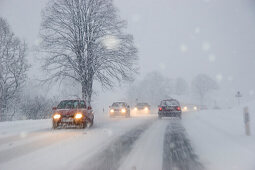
202,42,211,51
102,35,120,50
216,74,223,82
180,44,188,53
208,54,216,62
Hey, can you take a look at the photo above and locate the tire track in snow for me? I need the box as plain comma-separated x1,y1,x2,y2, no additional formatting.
162,119,204,170
76,120,154,170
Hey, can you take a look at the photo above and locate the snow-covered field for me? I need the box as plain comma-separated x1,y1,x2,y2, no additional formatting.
0,102,255,170
183,102,255,170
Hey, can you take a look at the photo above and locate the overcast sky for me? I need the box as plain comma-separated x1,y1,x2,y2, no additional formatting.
0,0,255,105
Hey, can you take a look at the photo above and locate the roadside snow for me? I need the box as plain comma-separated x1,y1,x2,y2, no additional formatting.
182,101,255,170
0,119,51,138
0,115,154,170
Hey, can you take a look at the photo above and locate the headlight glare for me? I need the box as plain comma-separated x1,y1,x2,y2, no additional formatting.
53,114,61,119
183,106,188,111
75,113,83,119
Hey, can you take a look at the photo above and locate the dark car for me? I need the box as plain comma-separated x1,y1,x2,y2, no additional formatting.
52,100,94,129
158,99,182,119
134,102,151,114
109,102,130,117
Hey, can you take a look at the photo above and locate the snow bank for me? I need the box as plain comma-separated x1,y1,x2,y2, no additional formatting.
182,100,255,170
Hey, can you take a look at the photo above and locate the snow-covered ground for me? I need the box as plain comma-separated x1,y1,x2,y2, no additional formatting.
0,103,255,170
0,115,155,170
183,101,255,170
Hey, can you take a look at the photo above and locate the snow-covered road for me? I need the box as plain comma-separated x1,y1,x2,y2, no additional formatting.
0,114,201,170
0,116,155,170
1,105,255,170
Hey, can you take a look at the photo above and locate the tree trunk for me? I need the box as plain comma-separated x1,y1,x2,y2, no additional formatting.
0,103,2,121
87,79,93,106
81,83,88,102
0,100,7,121
81,76,93,106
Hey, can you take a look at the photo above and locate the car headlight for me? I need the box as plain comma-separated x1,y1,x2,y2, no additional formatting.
193,106,197,110
134,107,137,111
183,106,188,111
75,113,83,119
144,107,148,111
121,108,126,113
53,114,61,119
110,109,114,113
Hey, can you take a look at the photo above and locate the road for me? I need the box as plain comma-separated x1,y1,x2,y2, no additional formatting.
0,114,203,170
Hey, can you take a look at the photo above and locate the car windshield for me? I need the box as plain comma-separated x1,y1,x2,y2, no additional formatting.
161,100,179,106
57,100,86,109
137,103,149,106
112,102,125,107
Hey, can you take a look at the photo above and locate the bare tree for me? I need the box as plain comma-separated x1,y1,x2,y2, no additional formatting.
20,95,58,119
40,0,138,105
127,72,173,106
0,18,28,121
191,74,218,105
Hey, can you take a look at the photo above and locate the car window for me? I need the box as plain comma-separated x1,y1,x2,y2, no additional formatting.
161,100,179,106
137,103,149,106
57,100,79,109
112,102,125,107
79,101,86,108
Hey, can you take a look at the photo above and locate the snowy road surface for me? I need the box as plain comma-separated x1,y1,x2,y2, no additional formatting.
1,105,255,170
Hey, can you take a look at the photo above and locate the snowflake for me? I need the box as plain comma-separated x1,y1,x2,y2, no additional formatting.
102,35,120,50
216,74,223,82
249,90,254,96
208,54,216,62
202,42,211,51
180,44,188,52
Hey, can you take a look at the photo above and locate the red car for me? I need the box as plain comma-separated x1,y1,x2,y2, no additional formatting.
52,100,94,129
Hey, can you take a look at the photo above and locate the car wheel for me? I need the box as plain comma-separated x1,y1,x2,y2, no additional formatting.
90,118,94,127
52,122,58,129
81,122,87,129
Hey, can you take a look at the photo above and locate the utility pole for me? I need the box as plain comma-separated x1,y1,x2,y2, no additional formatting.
243,107,251,136
235,91,242,106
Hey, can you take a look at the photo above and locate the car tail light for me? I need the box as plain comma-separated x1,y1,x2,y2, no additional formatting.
159,107,162,111
176,106,181,111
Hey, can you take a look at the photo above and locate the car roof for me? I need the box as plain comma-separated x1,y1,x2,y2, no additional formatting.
137,103,149,105
61,99,84,102
161,99,177,102
113,101,126,103
160,99,180,105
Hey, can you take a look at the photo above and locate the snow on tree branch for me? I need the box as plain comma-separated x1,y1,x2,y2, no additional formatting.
0,17,29,121
40,0,138,105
